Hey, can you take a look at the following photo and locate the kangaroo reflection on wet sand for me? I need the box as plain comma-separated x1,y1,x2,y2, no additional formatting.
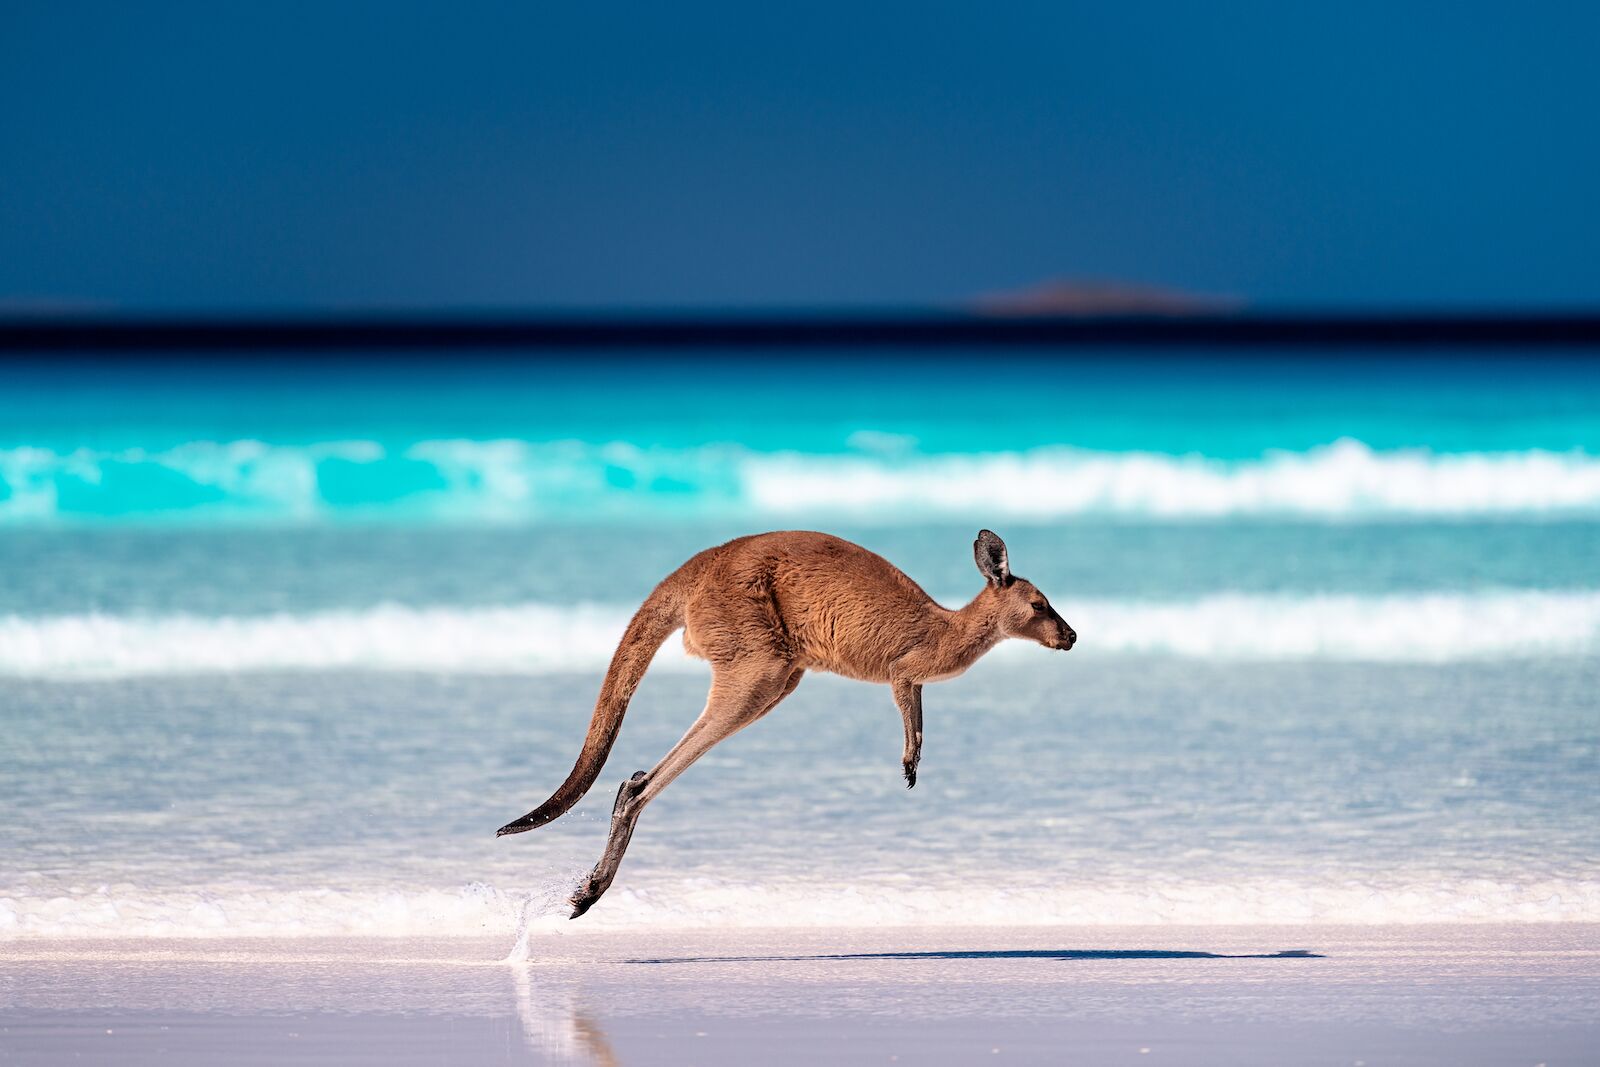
510,964,619,1067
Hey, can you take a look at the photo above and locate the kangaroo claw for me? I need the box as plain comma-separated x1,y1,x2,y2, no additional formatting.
570,877,601,919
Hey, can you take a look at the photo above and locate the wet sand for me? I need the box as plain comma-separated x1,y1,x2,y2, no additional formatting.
3,923,1596,1064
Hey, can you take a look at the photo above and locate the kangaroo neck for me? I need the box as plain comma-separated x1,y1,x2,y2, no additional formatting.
937,589,1005,674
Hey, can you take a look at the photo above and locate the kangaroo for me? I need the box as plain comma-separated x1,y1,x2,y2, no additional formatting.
497,529,1075,918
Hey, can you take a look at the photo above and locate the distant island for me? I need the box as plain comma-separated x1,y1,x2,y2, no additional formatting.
971,277,1243,316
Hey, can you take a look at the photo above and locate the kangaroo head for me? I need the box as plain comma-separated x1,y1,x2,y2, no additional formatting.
973,529,1076,651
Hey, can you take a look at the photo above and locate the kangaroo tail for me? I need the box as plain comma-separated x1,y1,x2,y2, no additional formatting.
496,575,688,837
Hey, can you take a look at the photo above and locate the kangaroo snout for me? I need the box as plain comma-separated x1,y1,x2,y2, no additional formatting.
1058,624,1077,650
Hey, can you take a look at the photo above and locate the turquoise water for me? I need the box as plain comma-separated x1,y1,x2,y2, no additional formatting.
1,349,1596,937
4,352,1600,526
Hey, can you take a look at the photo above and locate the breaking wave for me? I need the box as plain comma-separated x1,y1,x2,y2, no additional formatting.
3,872,1596,938
4,589,1597,678
4,438,1600,524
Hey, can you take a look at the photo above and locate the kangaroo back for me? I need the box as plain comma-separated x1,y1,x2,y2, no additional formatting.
496,573,689,836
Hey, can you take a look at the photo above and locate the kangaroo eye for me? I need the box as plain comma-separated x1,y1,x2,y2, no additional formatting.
1032,602,1047,614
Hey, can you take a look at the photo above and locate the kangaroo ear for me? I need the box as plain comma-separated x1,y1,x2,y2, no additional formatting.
973,529,1012,587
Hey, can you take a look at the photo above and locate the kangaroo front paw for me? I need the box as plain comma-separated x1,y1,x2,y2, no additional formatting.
902,761,918,789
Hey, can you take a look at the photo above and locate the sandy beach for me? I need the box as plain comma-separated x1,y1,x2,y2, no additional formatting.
3,923,1595,1064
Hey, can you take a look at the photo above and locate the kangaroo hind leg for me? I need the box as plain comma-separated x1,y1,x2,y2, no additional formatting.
569,661,796,919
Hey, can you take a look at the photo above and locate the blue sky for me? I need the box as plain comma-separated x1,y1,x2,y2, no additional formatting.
3,3,1597,311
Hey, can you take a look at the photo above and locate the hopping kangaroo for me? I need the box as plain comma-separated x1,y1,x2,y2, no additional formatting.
497,529,1075,917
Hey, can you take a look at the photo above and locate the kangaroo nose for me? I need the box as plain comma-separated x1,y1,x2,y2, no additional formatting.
1062,627,1076,649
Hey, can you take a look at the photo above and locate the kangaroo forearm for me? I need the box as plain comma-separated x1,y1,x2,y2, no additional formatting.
893,679,923,788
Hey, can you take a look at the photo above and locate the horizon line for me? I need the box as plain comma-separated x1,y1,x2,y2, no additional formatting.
3,307,1600,352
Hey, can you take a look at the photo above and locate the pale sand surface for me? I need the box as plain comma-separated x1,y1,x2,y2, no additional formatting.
3,924,1597,1065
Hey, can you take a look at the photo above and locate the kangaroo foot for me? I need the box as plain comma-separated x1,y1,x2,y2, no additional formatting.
569,872,605,919
570,771,648,919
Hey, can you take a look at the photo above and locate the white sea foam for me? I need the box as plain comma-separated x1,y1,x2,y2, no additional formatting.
5,437,1600,523
3,590,1597,679
743,438,1600,518
1061,589,1600,661
2,872,1596,939
0,603,665,679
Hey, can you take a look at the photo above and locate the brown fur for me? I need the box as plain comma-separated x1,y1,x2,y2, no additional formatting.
497,529,1074,917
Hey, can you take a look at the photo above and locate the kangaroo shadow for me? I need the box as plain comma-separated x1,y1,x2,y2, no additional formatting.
628,948,1323,964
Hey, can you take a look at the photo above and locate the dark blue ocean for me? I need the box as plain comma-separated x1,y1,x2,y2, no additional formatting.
2,350,1596,937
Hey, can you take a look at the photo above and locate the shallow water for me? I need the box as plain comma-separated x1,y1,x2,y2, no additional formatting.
1,349,1596,937
3,658,1597,935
